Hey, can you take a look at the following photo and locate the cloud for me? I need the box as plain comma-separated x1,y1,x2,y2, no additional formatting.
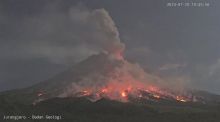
125,46,153,67
69,6,125,57
159,63,187,71
209,59,220,76
127,47,152,56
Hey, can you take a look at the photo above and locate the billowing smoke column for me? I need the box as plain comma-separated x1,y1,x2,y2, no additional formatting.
90,9,125,59
70,7,125,60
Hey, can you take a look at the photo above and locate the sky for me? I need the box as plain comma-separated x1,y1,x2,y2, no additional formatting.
0,0,220,94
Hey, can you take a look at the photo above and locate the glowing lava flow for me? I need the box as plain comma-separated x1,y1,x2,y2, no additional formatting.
74,84,191,103
66,54,193,103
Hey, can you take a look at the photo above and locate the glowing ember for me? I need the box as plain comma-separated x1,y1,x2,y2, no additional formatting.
37,93,43,97
176,96,187,102
138,94,143,98
81,90,91,96
121,91,127,97
153,94,160,99
101,88,108,93
180,99,187,102
148,86,159,92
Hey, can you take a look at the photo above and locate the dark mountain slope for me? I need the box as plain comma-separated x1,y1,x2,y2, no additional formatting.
0,53,124,104
0,97,220,122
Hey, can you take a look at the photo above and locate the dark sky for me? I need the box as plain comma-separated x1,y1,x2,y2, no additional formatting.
1,0,220,94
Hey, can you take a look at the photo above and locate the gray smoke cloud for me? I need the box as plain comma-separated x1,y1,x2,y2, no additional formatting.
57,52,190,101
0,4,124,64
69,6,125,56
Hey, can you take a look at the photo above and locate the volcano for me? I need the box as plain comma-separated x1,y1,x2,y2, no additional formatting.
1,53,220,122
1,53,220,105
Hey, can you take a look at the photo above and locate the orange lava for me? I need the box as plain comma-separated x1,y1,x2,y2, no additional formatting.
74,81,192,103
101,88,108,93
121,91,127,97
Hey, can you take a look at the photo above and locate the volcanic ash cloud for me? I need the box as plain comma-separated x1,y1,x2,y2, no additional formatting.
69,6,125,59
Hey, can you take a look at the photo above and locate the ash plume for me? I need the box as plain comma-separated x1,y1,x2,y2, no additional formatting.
69,6,125,59
0,4,125,64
